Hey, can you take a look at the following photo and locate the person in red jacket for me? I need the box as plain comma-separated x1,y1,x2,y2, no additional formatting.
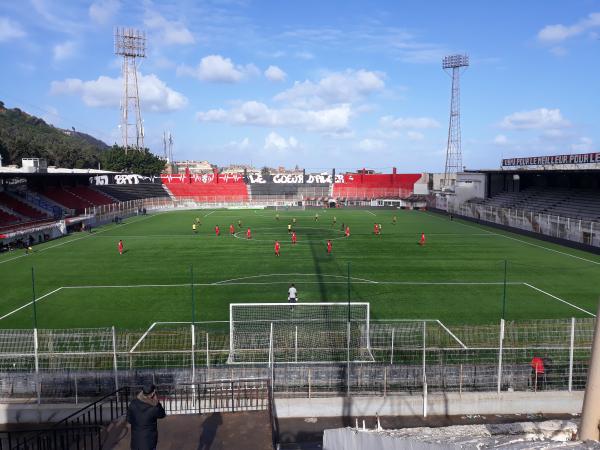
291,231,297,245
374,223,379,235
419,232,426,246
246,228,252,239
229,224,235,235
345,226,350,238
274,240,281,257
118,240,123,255
327,239,332,255
215,225,220,237
530,356,545,390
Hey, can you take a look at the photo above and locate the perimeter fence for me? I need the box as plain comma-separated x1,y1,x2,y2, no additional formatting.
443,201,600,248
0,318,593,403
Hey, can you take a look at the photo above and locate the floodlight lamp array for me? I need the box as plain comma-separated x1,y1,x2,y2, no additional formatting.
114,27,146,58
442,54,469,69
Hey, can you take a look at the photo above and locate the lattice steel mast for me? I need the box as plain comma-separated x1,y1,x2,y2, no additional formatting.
442,54,469,190
114,28,146,152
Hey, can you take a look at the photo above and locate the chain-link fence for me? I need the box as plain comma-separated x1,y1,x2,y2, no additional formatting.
0,318,593,403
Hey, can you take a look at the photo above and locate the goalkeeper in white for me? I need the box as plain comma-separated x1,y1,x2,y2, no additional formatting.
288,284,298,310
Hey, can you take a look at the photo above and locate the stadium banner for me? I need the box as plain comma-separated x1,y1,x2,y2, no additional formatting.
502,152,600,167
159,173,345,184
89,174,162,185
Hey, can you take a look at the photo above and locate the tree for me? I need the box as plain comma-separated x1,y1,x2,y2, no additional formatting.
100,146,166,176
261,166,270,179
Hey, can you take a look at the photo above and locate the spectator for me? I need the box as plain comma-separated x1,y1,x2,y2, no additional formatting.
127,383,166,450
530,356,545,391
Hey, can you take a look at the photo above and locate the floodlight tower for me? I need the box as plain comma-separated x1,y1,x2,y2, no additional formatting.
114,27,146,152
163,130,174,162
442,54,469,190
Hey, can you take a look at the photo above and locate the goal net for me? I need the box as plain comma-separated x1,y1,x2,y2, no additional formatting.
228,302,373,364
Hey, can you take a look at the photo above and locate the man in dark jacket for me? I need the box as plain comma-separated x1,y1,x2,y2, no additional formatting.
127,383,166,450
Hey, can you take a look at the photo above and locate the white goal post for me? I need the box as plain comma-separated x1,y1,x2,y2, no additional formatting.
228,302,372,364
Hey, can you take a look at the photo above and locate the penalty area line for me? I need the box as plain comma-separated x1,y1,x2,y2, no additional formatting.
523,282,595,317
0,287,63,321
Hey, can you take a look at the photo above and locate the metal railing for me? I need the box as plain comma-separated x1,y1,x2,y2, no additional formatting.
1,387,129,450
0,379,271,450
444,201,600,247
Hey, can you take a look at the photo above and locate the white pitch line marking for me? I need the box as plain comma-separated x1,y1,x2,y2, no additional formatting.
425,212,600,266
0,212,161,266
0,287,63,321
366,210,376,216
436,320,468,349
129,322,158,353
523,282,596,317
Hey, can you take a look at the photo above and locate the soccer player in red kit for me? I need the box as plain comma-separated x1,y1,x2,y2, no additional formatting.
419,232,426,246
345,226,350,237
274,240,281,256
327,239,332,255
374,223,379,235
215,225,220,236
229,224,235,235
291,231,297,245
118,240,123,255
246,228,252,239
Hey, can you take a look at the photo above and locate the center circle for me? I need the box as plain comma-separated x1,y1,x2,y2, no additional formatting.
233,226,347,243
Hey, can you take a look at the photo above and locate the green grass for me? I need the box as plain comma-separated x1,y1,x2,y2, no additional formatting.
1,208,599,330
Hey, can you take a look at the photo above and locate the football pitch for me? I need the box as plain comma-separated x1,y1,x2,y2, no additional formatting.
0,208,599,330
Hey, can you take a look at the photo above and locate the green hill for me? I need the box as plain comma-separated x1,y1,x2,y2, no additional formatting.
0,100,108,169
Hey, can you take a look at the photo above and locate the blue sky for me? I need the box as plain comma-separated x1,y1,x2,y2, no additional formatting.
1,0,600,172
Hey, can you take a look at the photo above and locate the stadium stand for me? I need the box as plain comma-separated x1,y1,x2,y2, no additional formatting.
65,186,113,206
333,173,422,200
0,209,20,227
93,183,170,201
0,192,48,220
468,187,600,221
39,186,94,213
162,176,249,202
248,183,330,201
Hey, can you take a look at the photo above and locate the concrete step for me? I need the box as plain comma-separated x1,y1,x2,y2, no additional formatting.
105,411,273,450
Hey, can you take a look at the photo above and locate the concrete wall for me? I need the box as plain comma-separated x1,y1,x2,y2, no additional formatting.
324,428,447,450
274,391,583,419
455,172,486,203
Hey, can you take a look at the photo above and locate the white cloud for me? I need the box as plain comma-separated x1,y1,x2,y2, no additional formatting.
89,0,120,25
264,132,299,151
499,108,570,130
380,115,440,129
53,41,77,62
50,73,187,112
571,137,593,152
358,138,385,151
0,17,26,42
537,13,600,43
197,101,351,133
494,134,508,145
178,55,258,83
274,69,385,108
264,65,287,82
406,131,424,141
295,51,314,60
144,10,194,46
227,137,251,150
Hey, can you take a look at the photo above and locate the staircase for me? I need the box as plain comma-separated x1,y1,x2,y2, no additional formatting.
0,379,276,450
